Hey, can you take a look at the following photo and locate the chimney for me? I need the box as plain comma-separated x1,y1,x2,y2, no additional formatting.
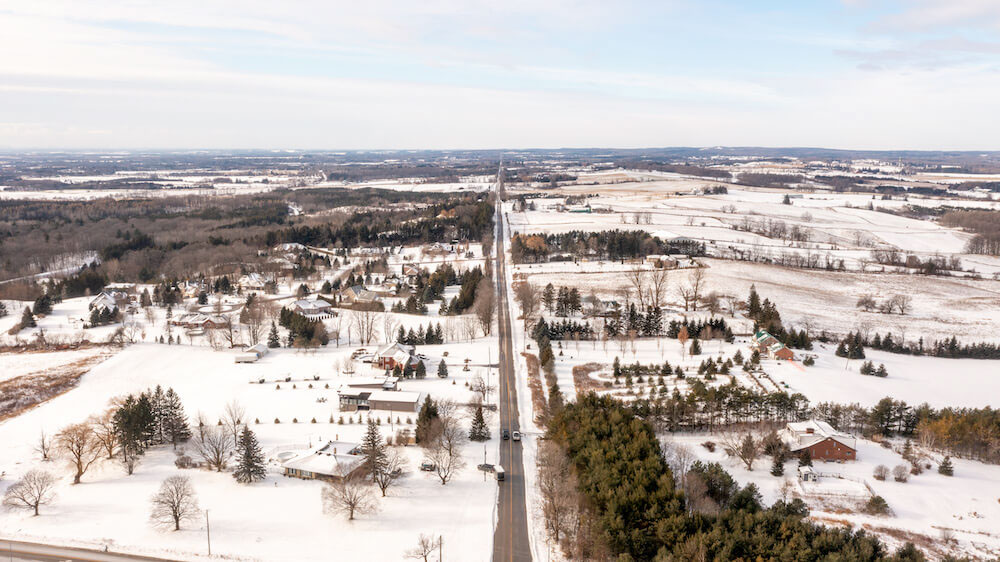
805,427,814,434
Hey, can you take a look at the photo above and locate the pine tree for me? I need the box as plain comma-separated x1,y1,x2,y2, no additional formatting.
267,322,281,348
415,396,439,443
469,406,489,441
437,359,448,378
233,426,266,483
163,388,191,447
770,454,785,476
361,418,387,481
938,456,954,476
20,306,36,328
798,449,812,467
415,361,427,379
689,338,702,356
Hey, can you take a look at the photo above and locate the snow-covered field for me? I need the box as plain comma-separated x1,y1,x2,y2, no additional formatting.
0,341,501,561
663,432,1000,559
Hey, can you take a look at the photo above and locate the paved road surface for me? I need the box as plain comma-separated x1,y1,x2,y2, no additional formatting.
0,539,178,562
491,164,532,562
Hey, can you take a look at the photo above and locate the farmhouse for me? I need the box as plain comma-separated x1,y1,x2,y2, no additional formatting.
337,389,422,412
374,342,420,370
782,420,857,462
89,290,129,312
237,273,269,291
340,285,380,305
281,440,364,481
753,329,795,361
289,298,333,318
644,254,679,269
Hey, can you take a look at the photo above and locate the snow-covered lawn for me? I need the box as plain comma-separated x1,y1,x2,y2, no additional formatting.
0,341,502,561
664,433,1000,559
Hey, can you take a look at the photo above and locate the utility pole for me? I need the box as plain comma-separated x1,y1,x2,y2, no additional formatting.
439,535,443,562
205,509,212,556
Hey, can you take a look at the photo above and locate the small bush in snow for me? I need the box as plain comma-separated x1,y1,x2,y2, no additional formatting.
701,441,716,453
892,465,909,482
873,465,889,481
863,495,890,515
274,418,280,424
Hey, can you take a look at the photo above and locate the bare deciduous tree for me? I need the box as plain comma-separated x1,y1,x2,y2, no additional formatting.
3,470,57,516
92,410,120,460
35,430,53,462
194,426,233,472
222,400,247,447
677,268,707,311
372,448,405,497
350,308,380,345
473,278,496,336
649,268,670,308
512,281,540,331
470,374,496,403
322,472,376,521
150,476,200,531
406,534,441,562
381,313,399,345
538,441,579,544
425,414,467,485
56,422,102,484
721,431,761,471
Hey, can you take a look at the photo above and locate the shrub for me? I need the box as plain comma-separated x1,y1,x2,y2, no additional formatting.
892,464,909,482
254,418,260,424
311,417,317,423
864,495,890,515
292,417,298,423
938,456,954,476
803,356,815,366
274,418,281,424
174,454,195,469
701,441,716,453
873,465,889,481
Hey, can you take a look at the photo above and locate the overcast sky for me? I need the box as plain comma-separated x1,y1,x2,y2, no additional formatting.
1,0,999,150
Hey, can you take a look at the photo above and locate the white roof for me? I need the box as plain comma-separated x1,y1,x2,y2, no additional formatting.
783,420,856,451
281,452,363,477
367,390,421,404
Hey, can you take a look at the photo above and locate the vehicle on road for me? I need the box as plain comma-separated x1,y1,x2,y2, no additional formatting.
477,463,495,473
495,465,505,482
419,461,436,471
502,429,510,440
512,430,521,441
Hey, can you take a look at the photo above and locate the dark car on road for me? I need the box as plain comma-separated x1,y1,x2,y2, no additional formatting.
502,429,510,440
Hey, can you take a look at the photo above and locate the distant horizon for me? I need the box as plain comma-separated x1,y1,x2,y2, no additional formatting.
3,1,1000,150
4,146,1000,155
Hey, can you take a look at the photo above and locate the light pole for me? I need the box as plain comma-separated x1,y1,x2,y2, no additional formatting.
205,509,212,556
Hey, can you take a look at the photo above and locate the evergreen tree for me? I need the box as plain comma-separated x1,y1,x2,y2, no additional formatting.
437,359,448,378
469,405,489,441
689,338,702,356
797,449,812,467
20,306,36,328
233,426,266,483
267,322,281,348
163,388,191,447
770,454,785,476
415,361,427,379
415,396,439,443
747,284,761,317
360,418,387,481
938,456,954,476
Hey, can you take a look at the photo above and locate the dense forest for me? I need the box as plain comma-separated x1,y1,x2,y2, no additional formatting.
545,394,929,561
940,209,1000,255
509,230,705,263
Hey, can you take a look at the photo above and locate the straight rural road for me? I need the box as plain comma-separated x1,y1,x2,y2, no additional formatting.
0,539,179,562
491,165,532,562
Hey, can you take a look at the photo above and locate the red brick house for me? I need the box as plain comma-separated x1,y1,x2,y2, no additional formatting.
782,420,857,461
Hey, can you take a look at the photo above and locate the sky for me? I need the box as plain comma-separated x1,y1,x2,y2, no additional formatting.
1,0,999,150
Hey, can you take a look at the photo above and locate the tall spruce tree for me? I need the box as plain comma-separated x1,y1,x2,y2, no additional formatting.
267,322,281,348
163,388,191,447
233,426,266,483
20,306,36,328
361,418,387,481
437,359,448,378
469,406,489,441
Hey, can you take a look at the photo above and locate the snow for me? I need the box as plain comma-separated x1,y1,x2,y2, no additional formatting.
0,340,502,561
